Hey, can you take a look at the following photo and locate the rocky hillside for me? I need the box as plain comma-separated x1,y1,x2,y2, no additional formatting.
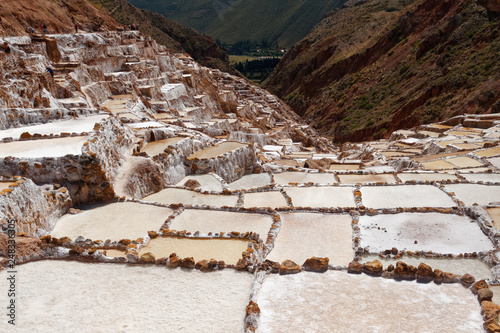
264,0,500,142
128,0,348,47
0,0,235,74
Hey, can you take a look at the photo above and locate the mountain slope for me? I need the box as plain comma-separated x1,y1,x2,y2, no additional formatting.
96,0,237,74
264,0,500,142
128,0,348,47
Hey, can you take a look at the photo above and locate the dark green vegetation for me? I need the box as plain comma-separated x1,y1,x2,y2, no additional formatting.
95,0,237,74
265,0,500,142
127,0,348,48
233,57,281,83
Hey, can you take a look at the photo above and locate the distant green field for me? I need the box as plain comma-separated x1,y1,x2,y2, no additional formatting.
128,0,348,48
229,55,260,63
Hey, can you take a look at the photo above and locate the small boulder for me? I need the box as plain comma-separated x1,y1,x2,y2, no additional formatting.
245,300,260,316
482,301,500,321
363,260,383,276
166,253,180,268
279,260,301,275
348,260,363,274
235,258,250,271
484,318,500,333
472,280,490,295
180,257,195,269
479,288,494,303
184,179,201,189
460,273,476,287
147,231,158,239
302,257,329,273
140,252,156,264
416,263,433,283
394,261,417,280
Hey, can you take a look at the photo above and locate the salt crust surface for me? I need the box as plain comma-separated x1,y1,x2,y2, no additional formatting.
285,187,355,208
170,209,273,240
0,136,88,158
187,142,246,159
266,213,354,266
360,255,493,280
273,172,336,185
227,173,272,191
462,173,500,183
359,213,494,254
0,115,108,139
176,174,223,192
444,184,500,206
243,191,288,208
141,137,184,156
338,174,397,184
397,173,459,182
51,202,173,240
138,237,249,264
361,185,456,208
257,271,483,333
144,188,239,207
0,261,252,332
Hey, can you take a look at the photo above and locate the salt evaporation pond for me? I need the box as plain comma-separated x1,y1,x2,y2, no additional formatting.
358,213,494,254
338,174,397,184
101,249,127,258
51,202,173,240
243,191,288,208
0,115,108,140
227,173,272,191
169,209,273,240
187,141,246,160
0,261,252,332
0,136,88,158
257,271,483,333
176,174,223,192
462,173,500,183
267,213,354,266
273,172,336,185
445,184,500,206
488,208,500,226
141,137,184,156
361,185,456,208
360,254,493,280
144,188,239,207
397,173,459,182
138,237,249,264
284,187,355,208
0,181,16,192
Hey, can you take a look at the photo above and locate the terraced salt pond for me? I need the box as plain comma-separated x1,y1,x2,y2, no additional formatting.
169,209,273,239
141,137,184,156
257,271,483,333
267,213,354,266
361,185,456,208
397,173,459,182
51,202,173,240
488,208,500,226
243,191,288,208
0,261,252,332
144,188,239,207
187,141,246,160
0,115,108,139
0,136,88,158
138,236,250,264
227,173,272,191
360,255,493,280
0,181,16,192
338,174,397,184
284,186,356,208
445,184,500,205
273,172,336,185
359,213,494,254
462,173,500,183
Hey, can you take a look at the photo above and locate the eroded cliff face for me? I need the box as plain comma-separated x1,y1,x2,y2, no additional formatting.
265,0,500,142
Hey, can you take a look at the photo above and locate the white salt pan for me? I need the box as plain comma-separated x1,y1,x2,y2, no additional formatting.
267,213,354,266
0,136,88,158
273,172,336,185
445,184,500,206
144,188,238,207
170,209,273,240
398,173,459,182
243,191,288,208
359,213,494,254
361,185,456,208
257,271,483,333
51,202,173,240
462,173,500,183
0,115,107,140
0,261,252,332
227,173,272,191
285,186,356,208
